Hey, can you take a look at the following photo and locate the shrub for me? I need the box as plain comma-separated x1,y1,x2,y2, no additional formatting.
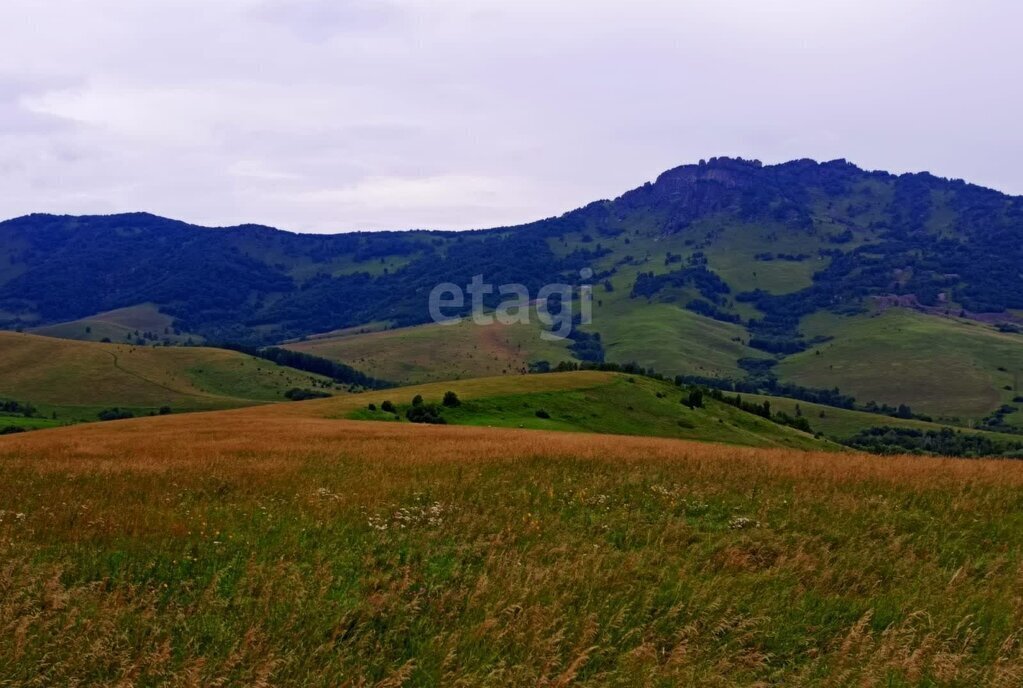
535,409,551,419
381,400,396,413
412,394,424,407
284,388,331,401
367,403,377,411
98,408,134,422
406,404,445,424
158,406,172,415
442,391,461,407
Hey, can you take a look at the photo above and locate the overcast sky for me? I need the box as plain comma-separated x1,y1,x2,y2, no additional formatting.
0,0,1020,232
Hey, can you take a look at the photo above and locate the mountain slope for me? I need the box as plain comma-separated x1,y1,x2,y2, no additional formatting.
2,157,1022,425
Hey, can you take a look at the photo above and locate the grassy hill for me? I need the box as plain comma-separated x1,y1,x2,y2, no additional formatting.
0,331,337,422
285,318,574,385
3,395,1023,683
343,372,835,452
777,308,1023,422
29,303,201,345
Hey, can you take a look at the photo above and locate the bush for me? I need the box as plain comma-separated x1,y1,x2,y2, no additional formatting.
535,409,551,419
158,406,172,415
98,408,134,422
381,400,396,413
406,404,445,424
284,388,331,401
442,391,461,407
412,394,424,407
367,403,377,411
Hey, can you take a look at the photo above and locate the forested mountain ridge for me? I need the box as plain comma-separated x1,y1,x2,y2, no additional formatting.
2,156,1022,347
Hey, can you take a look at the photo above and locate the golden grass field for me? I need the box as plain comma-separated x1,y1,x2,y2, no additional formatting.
3,383,1023,686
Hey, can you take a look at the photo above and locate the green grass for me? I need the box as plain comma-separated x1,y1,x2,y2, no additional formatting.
286,318,573,385
29,303,200,344
350,373,835,452
0,414,64,431
778,309,1023,422
742,392,1023,445
592,299,765,379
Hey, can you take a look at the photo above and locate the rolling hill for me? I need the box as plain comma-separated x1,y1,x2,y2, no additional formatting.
332,371,836,452
284,318,572,385
0,331,338,422
2,157,1022,428
28,303,201,345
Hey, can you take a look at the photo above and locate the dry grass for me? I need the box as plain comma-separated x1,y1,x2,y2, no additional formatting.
2,402,1023,685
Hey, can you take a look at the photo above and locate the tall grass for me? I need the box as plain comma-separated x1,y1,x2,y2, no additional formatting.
2,409,1023,685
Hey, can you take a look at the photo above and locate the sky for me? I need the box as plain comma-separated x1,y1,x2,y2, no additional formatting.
0,0,1020,233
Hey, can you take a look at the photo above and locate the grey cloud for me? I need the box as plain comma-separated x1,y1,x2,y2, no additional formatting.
0,0,1020,232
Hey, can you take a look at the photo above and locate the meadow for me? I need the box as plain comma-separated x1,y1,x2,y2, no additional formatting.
285,318,572,385
3,391,1023,685
349,372,834,451
0,331,336,422
779,309,1023,421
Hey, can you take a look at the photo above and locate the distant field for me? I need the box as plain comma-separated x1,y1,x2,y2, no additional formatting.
778,309,1023,421
3,398,1023,684
347,372,834,452
29,303,200,344
0,414,63,431
0,331,336,421
743,392,1023,445
285,318,573,385
592,299,765,379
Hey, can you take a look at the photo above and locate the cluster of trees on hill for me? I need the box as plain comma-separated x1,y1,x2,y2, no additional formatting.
979,404,1022,434
631,265,731,302
565,328,604,362
284,388,331,401
845,426,1023,458
0,400,37,417
221,344,391,390
684,298,742,323
366,391,461,424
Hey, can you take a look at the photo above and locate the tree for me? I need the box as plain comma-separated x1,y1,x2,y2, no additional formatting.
688,389,704,409
381,400,396,414
411,394,424,407
442,391,461,407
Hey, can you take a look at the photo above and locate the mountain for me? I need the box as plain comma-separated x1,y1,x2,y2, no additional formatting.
2,157,1022,426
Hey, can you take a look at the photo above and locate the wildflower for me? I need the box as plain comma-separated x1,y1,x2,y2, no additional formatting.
729,516,759,530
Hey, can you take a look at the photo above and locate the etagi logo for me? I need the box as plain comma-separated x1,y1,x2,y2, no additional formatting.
428,269,594,341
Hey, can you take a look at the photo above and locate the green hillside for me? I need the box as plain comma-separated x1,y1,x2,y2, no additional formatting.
285,318,573,385
777,308,1023,422
29,303,200,344
345,372,836,452
0,331,338,422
